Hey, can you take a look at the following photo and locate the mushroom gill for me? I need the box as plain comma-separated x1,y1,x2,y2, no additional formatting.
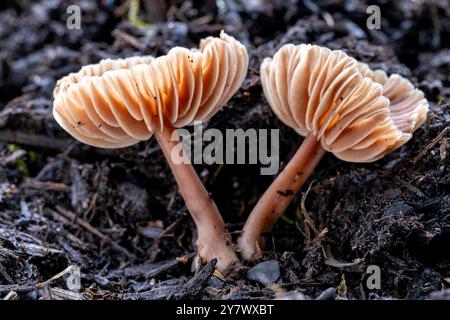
53,31,248,149
260,44,428,163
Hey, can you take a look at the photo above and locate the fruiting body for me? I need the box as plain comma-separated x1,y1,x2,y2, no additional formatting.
53,31,249,273
238,44,428,260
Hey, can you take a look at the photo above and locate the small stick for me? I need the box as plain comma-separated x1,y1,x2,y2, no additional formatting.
112,29,141,49
43,287,84,300
2,291,18,300
55,206,136,260
148,214,186,259
36,265,80,289
322,244,364,269
0,284,36,294
146,253,195,278
413,127,449,164
440,138,449,161
0,150,26,166
0,130,122,159
0,130,71,151
22,179,69,192
300,182,318,236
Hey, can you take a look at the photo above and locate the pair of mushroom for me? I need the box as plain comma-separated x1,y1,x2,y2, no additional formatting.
53,32,428,273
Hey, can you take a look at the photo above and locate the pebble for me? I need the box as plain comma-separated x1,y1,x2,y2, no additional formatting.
247,260,280,286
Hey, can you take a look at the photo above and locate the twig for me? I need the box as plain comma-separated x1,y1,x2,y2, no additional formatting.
22,178,69,192
41,287,85,300
299,182,318,237
0,130,71,151
0,150,26,166
322,245,364,269
146,253,195,278
0,130,123,159
440,138,449,161
0,284,36,294
106,253,194,279
112,29,141,49
148,214,186,260
310,227,328,246
36,265,80,290
55,205,136,260
2,291,18,300
16,242,63,257
413,127,449,164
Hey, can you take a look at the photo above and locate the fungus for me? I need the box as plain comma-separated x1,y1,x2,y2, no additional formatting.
238,44,428,260
53,31,249,272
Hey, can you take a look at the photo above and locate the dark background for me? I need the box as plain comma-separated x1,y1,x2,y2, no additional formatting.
0,0,449,300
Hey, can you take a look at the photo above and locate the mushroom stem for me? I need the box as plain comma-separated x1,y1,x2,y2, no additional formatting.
238,133,325,260
154,123,239,273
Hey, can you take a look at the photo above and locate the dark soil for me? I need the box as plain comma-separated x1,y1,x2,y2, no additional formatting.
0,0,449,300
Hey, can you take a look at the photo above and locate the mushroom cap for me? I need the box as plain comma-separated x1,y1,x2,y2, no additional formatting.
53,31,248,148
260,44,428,162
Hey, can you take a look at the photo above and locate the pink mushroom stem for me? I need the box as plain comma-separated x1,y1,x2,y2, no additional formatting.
238,133,325,260
154,122,238,272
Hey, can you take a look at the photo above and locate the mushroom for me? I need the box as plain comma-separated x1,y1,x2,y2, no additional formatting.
238,44,428,260
53,31,249,272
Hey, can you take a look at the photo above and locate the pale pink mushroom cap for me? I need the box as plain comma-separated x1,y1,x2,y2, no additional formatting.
260,44,428,162
53,31,248,148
